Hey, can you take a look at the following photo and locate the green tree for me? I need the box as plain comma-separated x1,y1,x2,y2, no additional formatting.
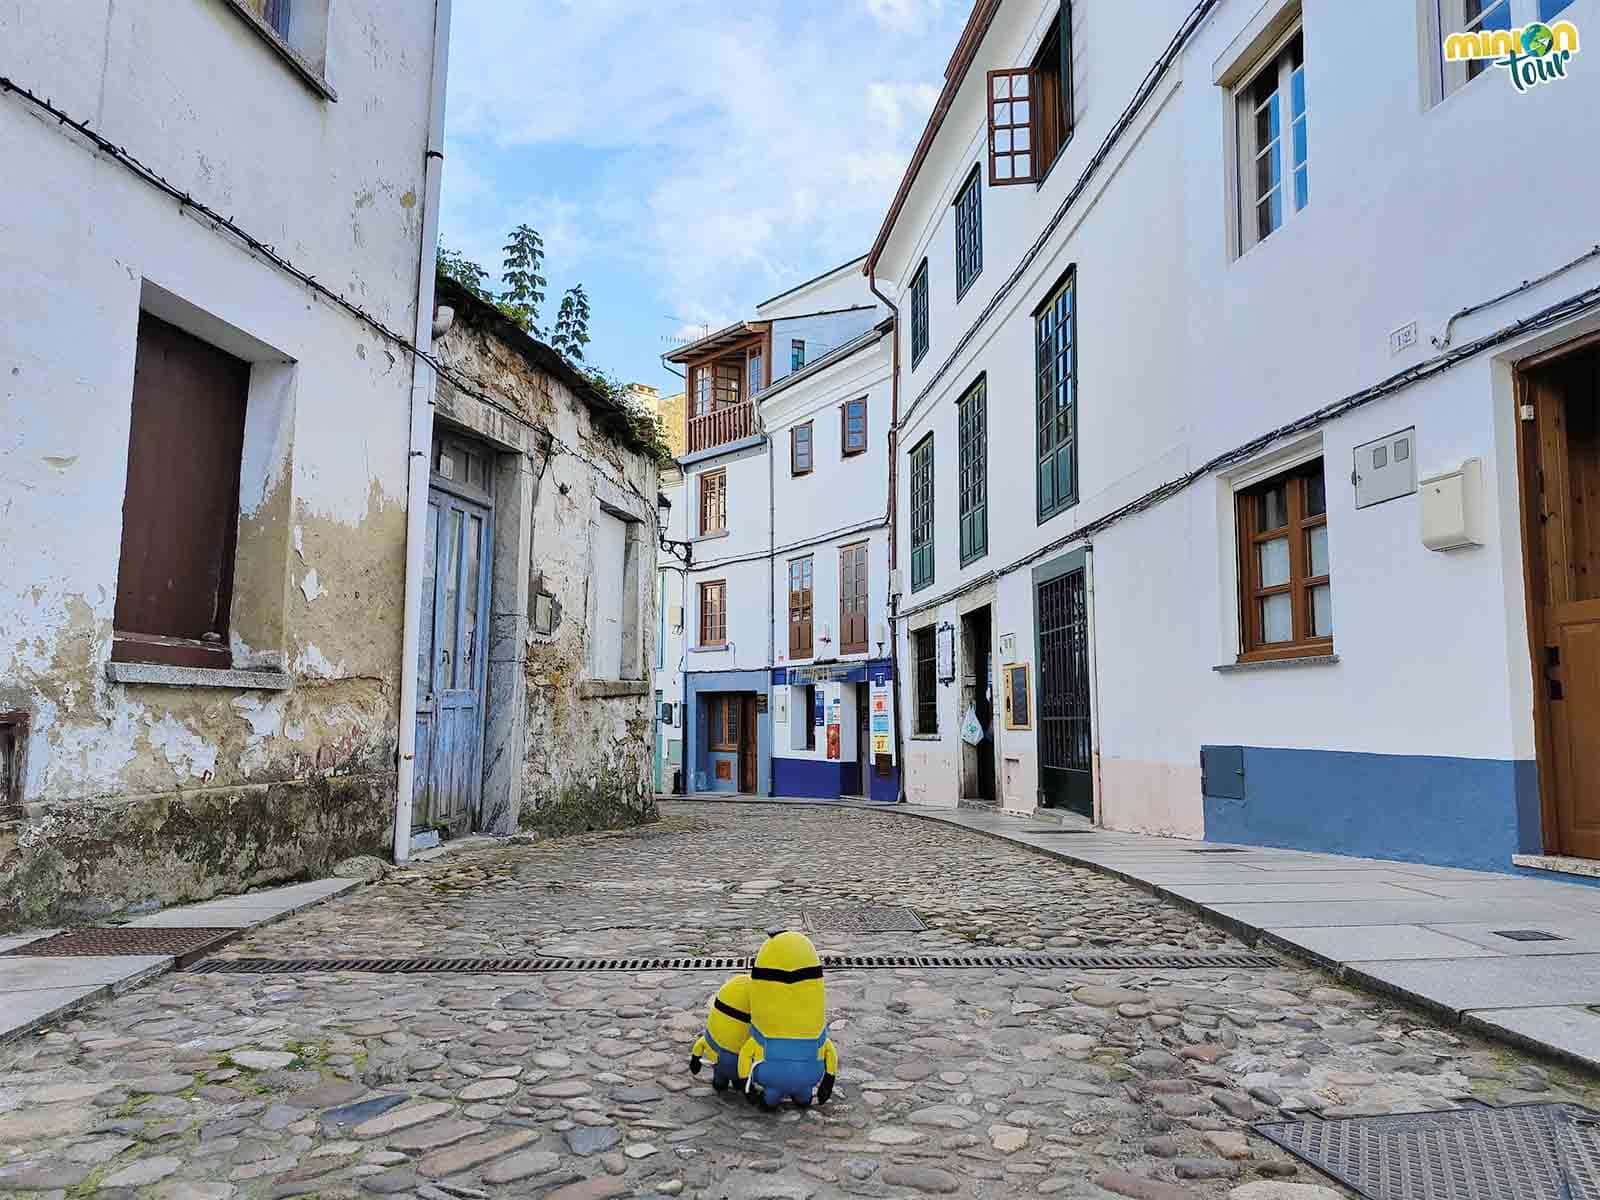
551,284,592,363
499,224,547,336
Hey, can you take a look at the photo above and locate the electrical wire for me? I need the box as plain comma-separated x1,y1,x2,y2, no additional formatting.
896,272,1600,622
0,74,663,529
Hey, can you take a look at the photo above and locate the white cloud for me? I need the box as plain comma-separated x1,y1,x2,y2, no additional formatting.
865,0,947,33
441,1,965,336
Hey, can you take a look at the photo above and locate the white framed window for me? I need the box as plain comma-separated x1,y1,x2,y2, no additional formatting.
1235,28,1307,254
1429,0,1575,102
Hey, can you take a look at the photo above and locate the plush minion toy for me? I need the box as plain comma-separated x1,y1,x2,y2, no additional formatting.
738,931,838,1108
688,973,752,1091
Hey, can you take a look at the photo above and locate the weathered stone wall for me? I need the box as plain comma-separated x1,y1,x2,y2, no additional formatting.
0,0,437,928
433,289,660,838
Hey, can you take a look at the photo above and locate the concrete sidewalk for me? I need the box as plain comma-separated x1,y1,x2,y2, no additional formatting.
902,804,1600,1073
0,877,356,1043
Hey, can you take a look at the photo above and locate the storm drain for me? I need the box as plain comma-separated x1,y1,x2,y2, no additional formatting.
803,906,927,933
1255,1103,1600,1200
3,927,238,966
187,949,1278,975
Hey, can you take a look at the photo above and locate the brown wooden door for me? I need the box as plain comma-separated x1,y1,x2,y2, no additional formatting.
114,314,249,667
738,696,758,793
1522,345,1600,859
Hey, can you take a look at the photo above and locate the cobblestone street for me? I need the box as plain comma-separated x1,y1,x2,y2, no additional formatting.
3,801,1597,1200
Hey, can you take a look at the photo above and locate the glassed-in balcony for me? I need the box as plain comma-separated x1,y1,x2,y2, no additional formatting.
686,349,765,454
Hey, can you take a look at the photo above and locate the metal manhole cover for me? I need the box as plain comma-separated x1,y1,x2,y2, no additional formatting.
803,906,927,933
1496,929,1566,942
4,927,238,965
1256,1103,1600,1199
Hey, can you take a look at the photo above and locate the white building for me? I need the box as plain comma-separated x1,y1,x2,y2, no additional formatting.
870,0,1600,875
0,0,451,922
665,259,899,800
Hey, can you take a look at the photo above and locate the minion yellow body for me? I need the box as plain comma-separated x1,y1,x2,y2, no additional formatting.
688,973,752,1091
737,931,839,1108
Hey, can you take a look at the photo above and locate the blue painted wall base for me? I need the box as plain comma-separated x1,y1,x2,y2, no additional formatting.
1201,745,1557,876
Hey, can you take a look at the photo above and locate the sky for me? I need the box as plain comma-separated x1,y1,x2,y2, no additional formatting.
438,0,970,397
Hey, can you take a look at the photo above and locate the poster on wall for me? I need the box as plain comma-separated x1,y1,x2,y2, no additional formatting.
826,686,842,760
936,622,956,683
870,679,892,757
827,722,841,760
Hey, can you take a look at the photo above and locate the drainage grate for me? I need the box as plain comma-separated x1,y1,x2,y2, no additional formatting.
3,927,238,966
1184,847,1248,854
1495,929,1566,942
1256,1103,1600,1200
803,906,927,933
187,949,1278,975
1025,829,1097,836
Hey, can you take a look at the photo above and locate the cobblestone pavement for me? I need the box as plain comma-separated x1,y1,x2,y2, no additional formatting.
3,801,1597,1200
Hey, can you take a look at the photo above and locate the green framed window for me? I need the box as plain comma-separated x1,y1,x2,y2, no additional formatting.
910,433,935,592
910,260,930,368
1035,269,1077,521
958,377,987,565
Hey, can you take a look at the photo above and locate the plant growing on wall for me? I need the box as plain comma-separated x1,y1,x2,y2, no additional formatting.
436,245,492,302
498,224,548,336
551,285,591,363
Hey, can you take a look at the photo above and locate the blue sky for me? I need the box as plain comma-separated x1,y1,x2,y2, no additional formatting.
438,0,970,396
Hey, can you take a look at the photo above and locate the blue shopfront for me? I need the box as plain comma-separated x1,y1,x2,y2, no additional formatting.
770,660,899,803
686,669,771,796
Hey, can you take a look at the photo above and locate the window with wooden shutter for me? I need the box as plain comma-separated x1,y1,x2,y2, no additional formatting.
699,580,727,646
788,557,814,659
841,398,868,457
910,434,935,592
958,377,988,564
699,469,726,536
1035,269,1077,522
113,313,250,668
987,3,1073,188
791,421,814,475
840,542,869,654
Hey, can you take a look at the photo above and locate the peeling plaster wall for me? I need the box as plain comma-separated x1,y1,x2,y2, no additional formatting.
433,307,661,836
0,0,437,927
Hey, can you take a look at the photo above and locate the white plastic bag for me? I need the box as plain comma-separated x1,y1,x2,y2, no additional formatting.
960,705,984,746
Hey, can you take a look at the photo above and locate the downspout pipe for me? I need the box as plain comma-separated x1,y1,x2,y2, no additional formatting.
393,0,453,865
866,268,907,804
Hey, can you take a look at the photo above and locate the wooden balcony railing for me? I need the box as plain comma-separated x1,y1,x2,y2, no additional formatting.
687,401,755,454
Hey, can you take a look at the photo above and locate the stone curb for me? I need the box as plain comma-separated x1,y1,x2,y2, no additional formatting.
661,796,1600,1076
0,877,359,1045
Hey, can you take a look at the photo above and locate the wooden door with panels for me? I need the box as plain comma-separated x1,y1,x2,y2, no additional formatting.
1519,337,1600,860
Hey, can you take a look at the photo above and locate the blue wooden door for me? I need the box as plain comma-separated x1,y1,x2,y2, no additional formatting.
414,487,493,836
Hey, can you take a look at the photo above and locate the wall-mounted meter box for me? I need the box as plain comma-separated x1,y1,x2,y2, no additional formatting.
1353,427,1417,508
1419,458,1483,551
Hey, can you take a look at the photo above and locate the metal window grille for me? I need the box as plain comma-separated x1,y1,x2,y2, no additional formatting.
1038,569,1091,777
914,628,938,735
1036,272,1077,520
958,379,987,564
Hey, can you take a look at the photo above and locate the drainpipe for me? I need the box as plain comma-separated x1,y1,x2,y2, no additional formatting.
866,267,906,804
765,405,776,798
393,0,453,866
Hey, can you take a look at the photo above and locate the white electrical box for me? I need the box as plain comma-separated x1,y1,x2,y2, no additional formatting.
1419,458,1483,551
1353,427,1417,509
